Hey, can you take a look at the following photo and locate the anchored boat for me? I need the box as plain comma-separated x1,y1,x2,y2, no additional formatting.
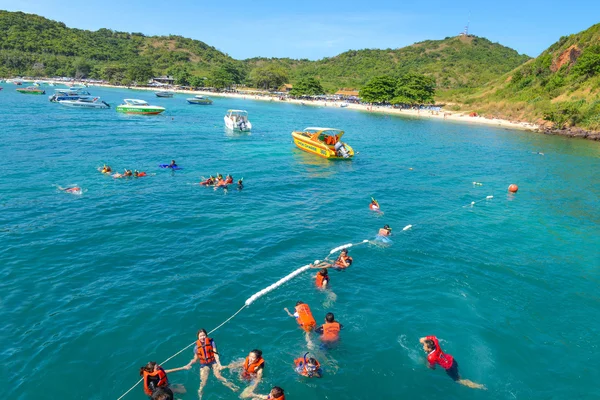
155,91,174,98
116,99,165,115
49,89,91,102
59,97,110,109
224,109,252,131
291,127,354,159
187,95,213,105
16,86,46,95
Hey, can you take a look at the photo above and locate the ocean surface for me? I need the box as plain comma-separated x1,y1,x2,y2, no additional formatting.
1,84,599,400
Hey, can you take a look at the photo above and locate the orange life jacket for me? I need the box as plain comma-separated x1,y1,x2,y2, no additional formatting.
295,303,316,331
315,272,328,288
378,228,390,236
143,367,168,396
335,255,352,268
320,321,341,341
196,338,216,364
242,356,265,379
268,394,285,400
294,358,321,377
225,177,233,184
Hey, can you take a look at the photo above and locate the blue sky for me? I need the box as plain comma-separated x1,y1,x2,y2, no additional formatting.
2,1,598,60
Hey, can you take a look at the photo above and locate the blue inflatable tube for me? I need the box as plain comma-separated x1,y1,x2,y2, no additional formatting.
159,164,183,170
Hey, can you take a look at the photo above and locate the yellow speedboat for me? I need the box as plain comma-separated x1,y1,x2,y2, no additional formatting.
291,127,354,159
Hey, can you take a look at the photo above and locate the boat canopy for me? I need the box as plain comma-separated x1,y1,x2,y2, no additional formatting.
227,109,248,116
123,99,149,105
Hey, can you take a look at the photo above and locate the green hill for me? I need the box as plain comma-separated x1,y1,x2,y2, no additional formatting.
444,23,600,131
0,10,529,93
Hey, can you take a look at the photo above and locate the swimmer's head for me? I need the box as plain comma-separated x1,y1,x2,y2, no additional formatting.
295,301,305,306
140,361,157,376
270,387,284,398
249,349,262,361
319,268,328,276
384,224,391,230
423,339,436,353
341,249,348,255
197,329,208,340
325,312,335,323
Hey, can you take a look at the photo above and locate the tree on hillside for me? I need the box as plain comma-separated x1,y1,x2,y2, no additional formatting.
208,67,234,89
359,76,397,103
572,45,600,78
249,64,289,90
392,73,436,105
168,65,191,86
126,60,154,84
289,77,324,96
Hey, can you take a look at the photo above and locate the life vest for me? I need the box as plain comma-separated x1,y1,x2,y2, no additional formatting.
196,338,216,364
315,272,328,288
216,179,226,187
267,394,285,400
65,187,81,193
369,203,379,210
201,178,214,186
378,228,390,236
136,172,147,177
225,177,233,184
425,336,454,369
295,303,316,331
335,255,352,269
242,356,264,379
320,321,341,341
294,358,321,377
143,366,168,396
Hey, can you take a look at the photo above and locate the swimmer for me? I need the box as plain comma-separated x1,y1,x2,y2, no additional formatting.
315,312,343,343
419,336,486,390
200,176,215,186
369,197,380,211
223,349,264,397
225,174,233,184
151,387,173,400
315,268,329,289
140,361,187,398
237,179,244,190
169,160,177,168
246,386,285,400
124,169,133,177
59,186,82,194
294,353,322,378
101,164,112,174
181,329,238,398
378,224,392,237
334,248,352,269
285,301,316,348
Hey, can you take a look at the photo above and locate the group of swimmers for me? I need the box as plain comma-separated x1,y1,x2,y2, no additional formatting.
135,208,483,399
100,164,147,178
200,174,243,190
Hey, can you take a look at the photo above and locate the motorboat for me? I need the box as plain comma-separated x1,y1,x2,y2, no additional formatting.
16,86,45,95
187,95,213,105
291,127,354,159
116,99,165,115
340,103,349,108
58,97,110,109
155,91,174,98
224,109,251,131
49,89,91,102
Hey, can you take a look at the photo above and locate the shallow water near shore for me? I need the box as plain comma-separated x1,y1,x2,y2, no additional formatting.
1,84,599,400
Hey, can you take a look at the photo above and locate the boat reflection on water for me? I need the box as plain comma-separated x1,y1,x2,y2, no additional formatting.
291,149,355,179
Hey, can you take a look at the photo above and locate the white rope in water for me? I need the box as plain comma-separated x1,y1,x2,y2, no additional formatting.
117,240,369,400
400,195,494,231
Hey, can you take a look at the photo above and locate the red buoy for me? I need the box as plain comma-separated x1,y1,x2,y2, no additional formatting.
508,184,518,193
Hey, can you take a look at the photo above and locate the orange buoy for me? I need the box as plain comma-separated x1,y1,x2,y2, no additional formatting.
508,184,518,193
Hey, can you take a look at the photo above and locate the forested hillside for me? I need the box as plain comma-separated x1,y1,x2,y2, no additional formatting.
444,23,600,131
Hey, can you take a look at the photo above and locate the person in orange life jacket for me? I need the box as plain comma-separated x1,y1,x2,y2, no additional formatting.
247,386,285,400
151,386,173,400
419,336,486,390
315,268,329,289
181,329,239,397
378,224,392,236
315,312,343,342
139,361,187,397
222,349,265,397
285,301,316,348
294,352,322,378
334,248,352,269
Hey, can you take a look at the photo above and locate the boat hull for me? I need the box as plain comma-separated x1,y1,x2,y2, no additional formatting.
224,117,252,131
16,89,45,95
59,101,110,109
291,133,354,160
187,99,212,105
116,105,165,115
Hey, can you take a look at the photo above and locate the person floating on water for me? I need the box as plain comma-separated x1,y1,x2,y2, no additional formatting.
237,178,244,190
378,224,392,236
59,186,82,194
315,268,329,289
315,312,342,343
225,174,233,184
222,349,265,398
201,176,215,186
181,329,239,398
139,361,187,398
419,336,486,390
334,249,352,270
247,386,285,400
169,160,177,168
150,387,173,400
124,169,133,177
294,353,322,378
101,164,112,174
369,197,380,212
285,301,316,347
134,170,147,177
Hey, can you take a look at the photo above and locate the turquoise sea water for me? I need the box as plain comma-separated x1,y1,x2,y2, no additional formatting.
1,84,599,400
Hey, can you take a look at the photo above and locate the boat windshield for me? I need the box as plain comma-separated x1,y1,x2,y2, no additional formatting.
123,99,149,106
227,110,248,118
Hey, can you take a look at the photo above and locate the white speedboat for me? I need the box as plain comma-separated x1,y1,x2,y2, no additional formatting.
187,95,213,105
224,109,252,131
59,97,110,109
49,89,91,102
155,91,174,98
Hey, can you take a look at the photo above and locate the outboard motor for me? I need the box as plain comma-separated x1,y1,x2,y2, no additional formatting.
334,141,350,158
102,101,111,108
238,120,246,130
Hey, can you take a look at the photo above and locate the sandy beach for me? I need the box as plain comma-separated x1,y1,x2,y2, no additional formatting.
85,83,539,132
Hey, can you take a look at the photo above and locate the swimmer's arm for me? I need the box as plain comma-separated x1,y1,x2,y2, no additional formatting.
222,360,243,369
185,354,198,368
315,326,324,334
164,366,188,373
284,308,295,318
